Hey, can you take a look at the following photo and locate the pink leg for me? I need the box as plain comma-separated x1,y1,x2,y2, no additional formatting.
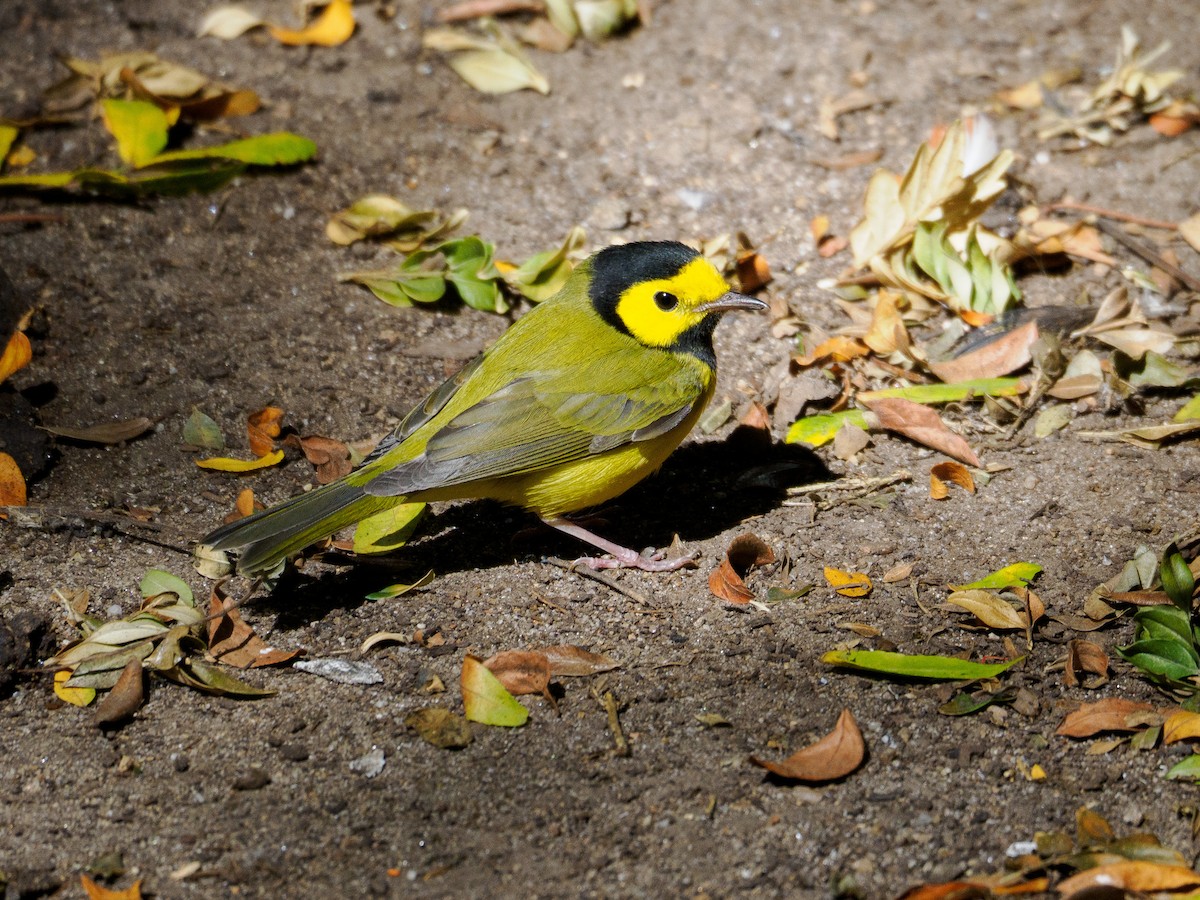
546,518,698,572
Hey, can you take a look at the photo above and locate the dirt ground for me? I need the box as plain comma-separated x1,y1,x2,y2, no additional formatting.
3,0,1200,897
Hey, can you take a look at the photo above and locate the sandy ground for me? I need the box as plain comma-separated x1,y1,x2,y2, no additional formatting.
3,0,1200,897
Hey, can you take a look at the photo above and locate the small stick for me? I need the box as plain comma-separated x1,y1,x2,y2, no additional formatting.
436,0,543,22
0,212,67,226
1043,201,1178,231
592,686,630,757
543,556,652,607
1095,219,1200,293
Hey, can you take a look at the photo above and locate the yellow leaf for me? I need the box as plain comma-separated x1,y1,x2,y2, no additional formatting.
1164,710,1200,744
80,875,142,900
1057,861,1200,895
1027,763,1046,781
54,670,96,707
268,0,355,46
946,589,1026,630
461,654,528,727
196,449,285,472
0,330,32,382
823,566,872,598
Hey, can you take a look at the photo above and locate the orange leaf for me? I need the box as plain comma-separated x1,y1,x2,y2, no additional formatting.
0,451,27,506
862,397,981,467
709,534,775,604
482,650,552,701
750,708,865,782
896,883,990,900
1056,861,1200,895
1150,112,1195,137
289,434,354,484
958,309,993,328
0,330,32,382
269,0,355,46
793,335,869,367
824,566,872,597
1056,698,1161,738
735,250,771,292
81,875,143,900
930,461,975,500
929,321,1038,383
247,406,284,457
207,585,300,668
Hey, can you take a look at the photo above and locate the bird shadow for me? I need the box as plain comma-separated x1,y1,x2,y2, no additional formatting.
259,427,829,623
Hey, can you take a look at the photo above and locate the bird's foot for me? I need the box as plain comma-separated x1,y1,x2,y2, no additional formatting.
546,517,697,573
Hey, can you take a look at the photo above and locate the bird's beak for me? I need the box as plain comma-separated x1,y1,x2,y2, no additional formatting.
697,291,768,315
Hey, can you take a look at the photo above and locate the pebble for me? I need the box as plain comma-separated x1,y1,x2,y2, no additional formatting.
349,747,386,778
232,768,271,791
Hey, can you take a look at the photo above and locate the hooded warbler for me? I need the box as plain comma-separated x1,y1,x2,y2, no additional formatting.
200,240,766,575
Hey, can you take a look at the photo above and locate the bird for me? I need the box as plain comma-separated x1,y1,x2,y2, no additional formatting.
199,240,766,576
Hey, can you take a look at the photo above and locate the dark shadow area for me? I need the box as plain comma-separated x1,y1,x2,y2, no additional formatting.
260,426,832,622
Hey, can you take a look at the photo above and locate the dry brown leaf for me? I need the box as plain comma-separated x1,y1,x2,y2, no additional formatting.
882,562,915,583
481,650,552,701
1076,805,1116,845
1056,697,1161,738
0,451,27,507
929,461,975,500
540,645,619,676
995,79,1044,110
42,417,155,445
1065,638,1109,689
928,321,1038,383
405,707,473,749
92,658,145,727
247,406,284,458
739,401,771,432
793,335,869,367
750,708,865,782
862,290,910,356
207,586,300,668
895,882,992,900
1057,861,1200,895
709,534,775,605
735,250,771,292
291,434,354,484
832,423,870,461
862,397,981,467
1163,710,1200,744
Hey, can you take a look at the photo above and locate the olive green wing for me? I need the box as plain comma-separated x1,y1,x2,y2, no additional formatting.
361,359,708,498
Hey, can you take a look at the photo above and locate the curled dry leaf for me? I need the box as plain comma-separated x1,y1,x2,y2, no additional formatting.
43,417,155,445
247,406,283,458
750,708,865,782
0,451,27,506
482,650,552,702
0,330,32,383
709,534,775,604
1056,697,1161,738
268,0,356,46
93,658,144,726
360,632,409,653
862,397,981,467
793,335,869,367
1064,639,1110,689
735,250,771,292
199,5,265,39
824,566,872,598
1163,710,1200,745
1056,861,1200,896
946,590,1025,630
540,644,619,676
929,461,974,500
282,433,354,484
206,586,300,668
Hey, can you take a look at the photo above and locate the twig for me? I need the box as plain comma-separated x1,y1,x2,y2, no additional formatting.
1042,201,1178,231
543,556,652,606
1094,219,1200,293
436,0,543,22
2,504,190,553
0,212,67,226
783,470,911,511
591,686,630,757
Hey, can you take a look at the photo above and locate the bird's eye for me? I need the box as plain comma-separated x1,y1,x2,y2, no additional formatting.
654,291,679,311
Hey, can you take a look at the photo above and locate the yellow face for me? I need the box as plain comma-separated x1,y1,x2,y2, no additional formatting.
614,256,732,349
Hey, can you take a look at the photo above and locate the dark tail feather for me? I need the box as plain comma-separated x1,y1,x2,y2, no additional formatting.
199,477,393,575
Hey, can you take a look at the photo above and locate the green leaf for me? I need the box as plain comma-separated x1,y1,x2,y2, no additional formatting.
365,570,436,600
125,160,245,195
503,226,586,302
138,570,194,604
167,659,275,697
100,98,170,168
183,407,226,451
857,377,1026,405
462,655,528,726
939,688,1016,716
950,563,1042,591
0,124,18,163
1119,351,1198,389
1167,754,1200,781
64,641,156,690
443,236,506,313
353,502,426,555
1132,605,1196,648
821,649,1023,680
1117,640,1200,681
1174,394,1200,423
786,410,869,447
0,170,80,189
1162,544,1196,613
150,132,317,166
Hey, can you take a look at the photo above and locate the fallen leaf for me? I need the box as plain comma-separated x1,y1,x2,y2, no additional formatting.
882,562,915,583
540,645,620,676
695,712,732,728
405,707,473,749
750,708,865,782
247,406,283,457
824,566,872,598
268,0,355,46
862,397,981,466
482,650,552,701
1065,639,1109,689
735,250,771,292
93,658,144,726
0,451,27,506
289,434,354,483
196,449,285,472
359,632,409,653
364,570,435,600
80,875,142,900
206,586,299,668
946,590,1026,630
995,79,1044,110
42,417,154,445
709,534,775,605
929,321,1038,383
461,654,528,727
1056,698,1161,738
53,669,96,707
0,330,31,382
930,461,975,499
182,408,225,450
1034,404,1073,438
822,649,1022,680
198,4,265,39
100,98,168,167
793,334,869,367
951,563,1042,591
1056,861,1200,895
1164,710,1200,744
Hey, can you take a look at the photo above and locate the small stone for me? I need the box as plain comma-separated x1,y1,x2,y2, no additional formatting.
232,768,271,791
279,742,310,762
349,747,386,778
170,753,190,773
